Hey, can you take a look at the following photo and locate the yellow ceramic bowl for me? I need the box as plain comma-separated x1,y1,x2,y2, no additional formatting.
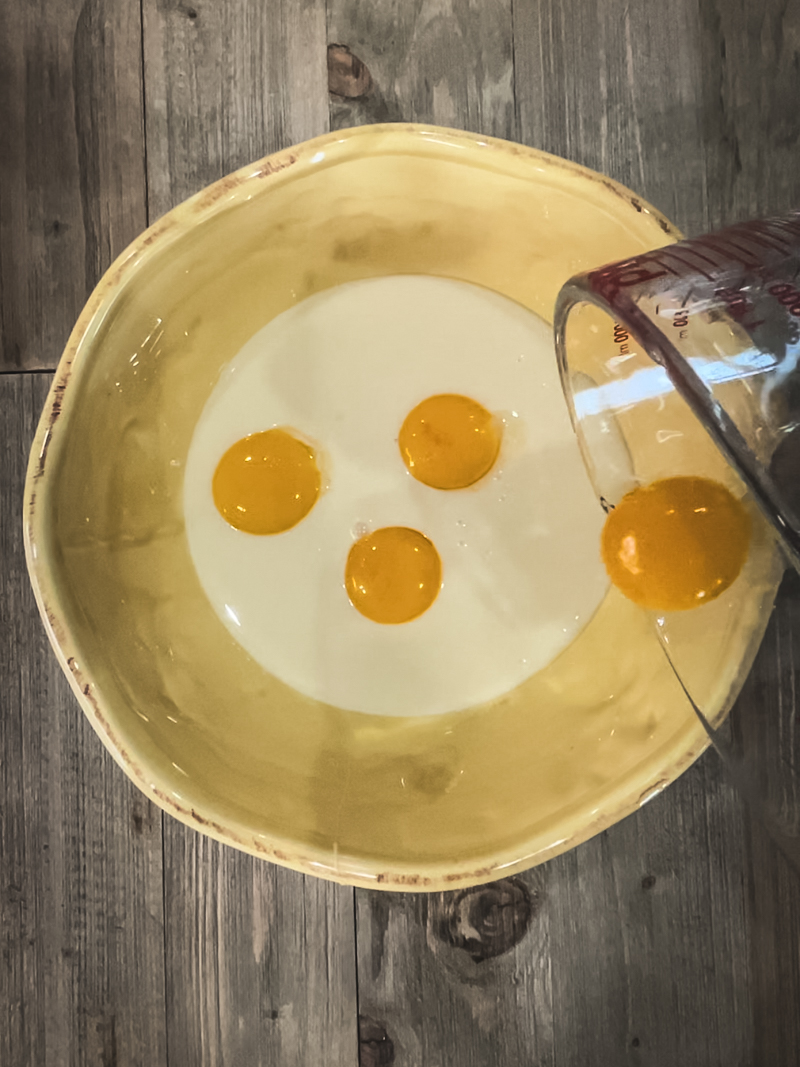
26,124,723,890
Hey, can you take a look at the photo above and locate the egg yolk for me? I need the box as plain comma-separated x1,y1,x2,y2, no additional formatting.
600,476,751,612
212,428,320,535
345,526,442,624
399,394,501,489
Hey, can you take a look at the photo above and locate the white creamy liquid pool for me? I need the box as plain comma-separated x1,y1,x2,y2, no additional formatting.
183,275,609,716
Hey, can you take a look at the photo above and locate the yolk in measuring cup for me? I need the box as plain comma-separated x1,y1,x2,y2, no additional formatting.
600,476,751,612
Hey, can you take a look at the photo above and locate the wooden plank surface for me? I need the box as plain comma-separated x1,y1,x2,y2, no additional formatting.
730,580,800,1063
0,374,168,1067
163,833,357,1067
696,0,800,228
513,0,800,238
327,0,516,138
0,0,147,372
141,0,329,217
513,0,710,236
4,0,800,1064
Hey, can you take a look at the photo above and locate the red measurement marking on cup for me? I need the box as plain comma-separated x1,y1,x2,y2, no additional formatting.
589,255,675,302
588,214,800,304
768,282,800,317
657,247,717,281
714,286,764,330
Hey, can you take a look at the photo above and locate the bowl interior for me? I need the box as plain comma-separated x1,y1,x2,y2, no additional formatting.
29,127,751,887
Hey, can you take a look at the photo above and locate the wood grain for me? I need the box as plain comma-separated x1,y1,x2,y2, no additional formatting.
513,0,711,237
0,374,167,1066
356,872,553,1066
355,754,759,1067
697,0,800,228
162,832,358,1067
327,0,516,138
141,0,329,219
730,578,800,1062
513,0,800,238
744,822,800,1064
0,0,147,372
544,756,754,1066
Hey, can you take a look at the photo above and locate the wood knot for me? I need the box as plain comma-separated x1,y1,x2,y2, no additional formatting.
358,1016,394,1067
327,44,372,99
431,877,534,961
45,219,68,237
641,874,656,890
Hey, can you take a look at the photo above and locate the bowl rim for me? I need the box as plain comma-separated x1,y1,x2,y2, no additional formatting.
23,122,706,891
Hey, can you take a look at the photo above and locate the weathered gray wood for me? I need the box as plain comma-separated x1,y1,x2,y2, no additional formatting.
545,755,756,1066
0,0,147,372
0,373,167,1066
730,582,800,1063
696,0,800,228
513,0,800,238
327,0,516,138
142,0,329,218
513,0,711,237
163,832,358,1067
743,821,800,1063
355,755,758,1067
356,872,553,1066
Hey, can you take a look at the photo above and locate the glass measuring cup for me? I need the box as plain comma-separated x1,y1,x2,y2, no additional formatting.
554,211,800,867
